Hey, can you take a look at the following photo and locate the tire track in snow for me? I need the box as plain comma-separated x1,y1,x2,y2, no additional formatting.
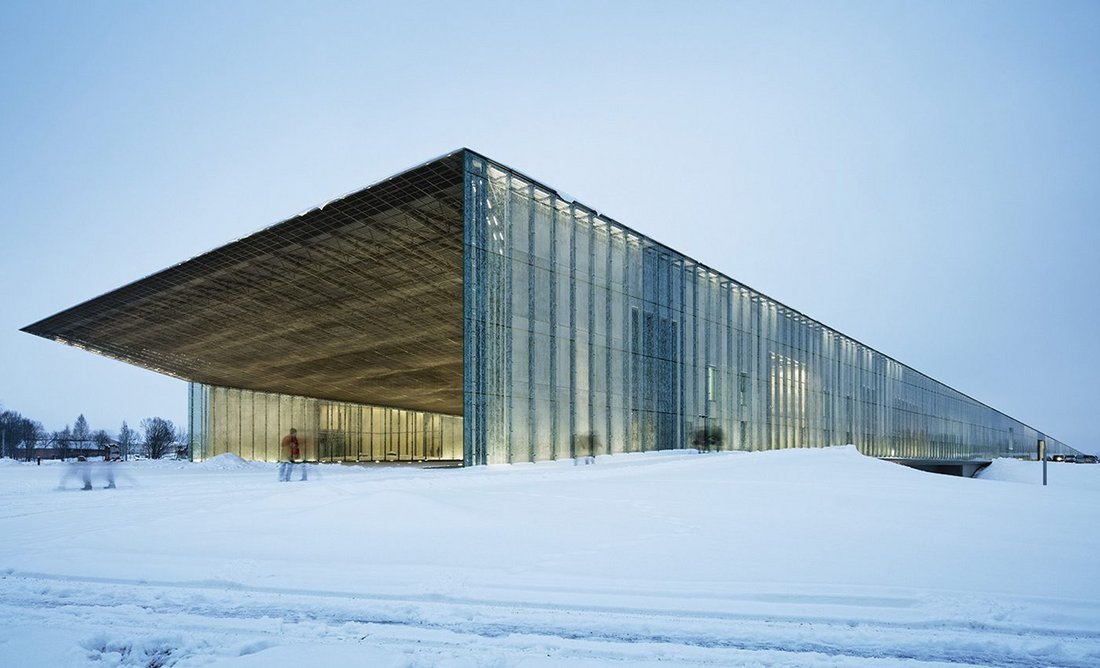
3,571,1098,667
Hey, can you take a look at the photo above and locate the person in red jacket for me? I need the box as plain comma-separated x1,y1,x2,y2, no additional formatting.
279,428,306,481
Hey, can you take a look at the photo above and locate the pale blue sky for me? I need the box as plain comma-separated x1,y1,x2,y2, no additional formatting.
2,1,1097,450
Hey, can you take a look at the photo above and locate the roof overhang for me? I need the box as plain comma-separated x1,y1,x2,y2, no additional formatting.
23,151,467,416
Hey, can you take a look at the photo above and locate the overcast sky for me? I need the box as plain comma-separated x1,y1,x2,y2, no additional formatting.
2,1,1097,450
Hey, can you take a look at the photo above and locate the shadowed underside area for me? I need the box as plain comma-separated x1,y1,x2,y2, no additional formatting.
23,151,467,416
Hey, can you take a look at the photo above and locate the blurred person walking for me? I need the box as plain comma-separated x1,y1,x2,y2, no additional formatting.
279,428,306,481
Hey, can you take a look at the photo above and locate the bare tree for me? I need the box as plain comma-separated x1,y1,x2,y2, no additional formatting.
118,421,136,461
140,417,176,460
19,420,44,461
176,430,189,460
0,407,46,461
54,425,73,460
0,410,20,459
73,414,90,451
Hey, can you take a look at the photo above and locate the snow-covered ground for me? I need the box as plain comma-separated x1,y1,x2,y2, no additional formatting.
1,446,1097,667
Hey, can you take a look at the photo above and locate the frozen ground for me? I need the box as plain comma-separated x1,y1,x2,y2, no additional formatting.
0,446,1097,667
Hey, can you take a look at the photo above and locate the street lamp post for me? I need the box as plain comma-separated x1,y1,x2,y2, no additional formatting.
1039,439,1047,486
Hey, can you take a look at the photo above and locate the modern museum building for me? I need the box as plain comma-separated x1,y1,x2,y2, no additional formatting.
23,149,1074,468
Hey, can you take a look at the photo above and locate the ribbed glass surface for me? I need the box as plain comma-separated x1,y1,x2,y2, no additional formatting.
463,153,1067,465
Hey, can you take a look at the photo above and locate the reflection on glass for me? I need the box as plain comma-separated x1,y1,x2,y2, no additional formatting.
462,153,1061,465
189,383,462,463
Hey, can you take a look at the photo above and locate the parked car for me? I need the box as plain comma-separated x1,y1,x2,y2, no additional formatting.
1080,454,1097,464
1049,454,1065,462
1064,454,1077,464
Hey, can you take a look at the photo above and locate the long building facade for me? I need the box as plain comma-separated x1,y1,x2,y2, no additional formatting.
25,149,1073,466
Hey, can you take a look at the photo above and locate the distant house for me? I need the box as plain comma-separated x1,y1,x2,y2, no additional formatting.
32,443,114,461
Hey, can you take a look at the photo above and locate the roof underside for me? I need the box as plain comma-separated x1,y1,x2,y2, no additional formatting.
23,152,467,416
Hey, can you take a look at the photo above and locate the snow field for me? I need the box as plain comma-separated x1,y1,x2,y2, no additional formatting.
1,447,1098,666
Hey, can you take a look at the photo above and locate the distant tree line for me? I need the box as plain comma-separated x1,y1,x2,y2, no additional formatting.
0,403,187,461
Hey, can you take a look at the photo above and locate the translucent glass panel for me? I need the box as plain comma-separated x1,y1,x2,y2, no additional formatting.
462,152,1065,465
188,383,462,463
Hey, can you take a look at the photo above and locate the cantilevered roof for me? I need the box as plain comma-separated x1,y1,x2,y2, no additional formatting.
23,151,467,416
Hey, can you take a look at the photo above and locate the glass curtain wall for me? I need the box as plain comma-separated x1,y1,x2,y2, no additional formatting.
189,383,462,462
462,152,1064,465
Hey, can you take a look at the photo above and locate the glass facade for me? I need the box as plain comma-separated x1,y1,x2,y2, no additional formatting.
28,148,1070,465
190,383,462,463
462,152,1066,465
